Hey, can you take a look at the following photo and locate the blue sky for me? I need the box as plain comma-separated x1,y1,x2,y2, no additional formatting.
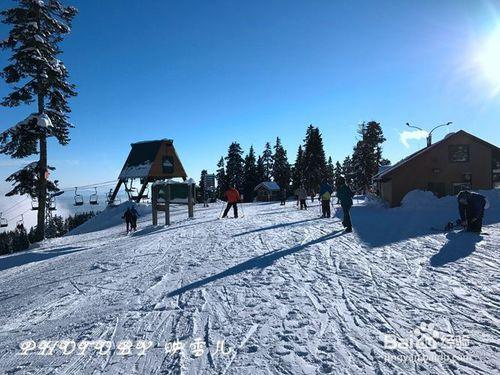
1,0,500,197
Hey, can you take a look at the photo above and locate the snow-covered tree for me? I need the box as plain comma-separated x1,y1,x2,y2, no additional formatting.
272,137,290,192
333,160,342,187
0,0,77,240
261,142,273,181
256,155,265,184
325,156,335,186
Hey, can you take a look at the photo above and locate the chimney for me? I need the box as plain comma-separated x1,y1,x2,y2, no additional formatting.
426,134,432,147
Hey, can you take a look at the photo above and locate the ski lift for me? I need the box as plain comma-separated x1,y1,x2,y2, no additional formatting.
106,189,120,206
31,197,39,210
16,214,24,228
48,196,57,211
74,187,84,206
90,187,99,205
0,213,7,228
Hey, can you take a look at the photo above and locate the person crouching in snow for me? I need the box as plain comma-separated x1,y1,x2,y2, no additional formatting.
319,180,333,218
336,177,354,232
457,190,487,233
222,185,241,218
122,207,134,233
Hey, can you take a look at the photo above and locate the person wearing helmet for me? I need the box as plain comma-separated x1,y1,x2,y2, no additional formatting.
457,190,487,233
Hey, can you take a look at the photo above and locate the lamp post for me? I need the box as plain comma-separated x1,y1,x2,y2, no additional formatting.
406,122,452,147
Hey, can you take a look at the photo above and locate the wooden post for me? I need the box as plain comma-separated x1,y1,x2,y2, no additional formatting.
152,185,158,226
165,184,170,226
137,180,149,202
188,183,194,218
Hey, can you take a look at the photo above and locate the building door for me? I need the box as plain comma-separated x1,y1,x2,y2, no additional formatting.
428,182,446,198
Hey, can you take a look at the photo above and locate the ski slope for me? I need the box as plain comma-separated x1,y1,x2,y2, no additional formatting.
0,193,499,374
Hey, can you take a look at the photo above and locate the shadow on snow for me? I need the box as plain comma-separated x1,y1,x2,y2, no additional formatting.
167,229,345,297
0,246,86,272
430,231,483,267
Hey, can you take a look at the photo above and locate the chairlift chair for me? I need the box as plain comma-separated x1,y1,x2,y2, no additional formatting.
90,187,99,205
31,197,39,210
0,213,7,228
48,197,57,211
74,187,84,206
16,214,24,228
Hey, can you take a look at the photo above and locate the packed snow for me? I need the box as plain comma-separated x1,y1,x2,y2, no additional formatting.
0,191,499,374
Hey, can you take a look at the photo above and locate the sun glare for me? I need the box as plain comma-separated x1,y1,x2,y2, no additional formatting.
476,26,500,96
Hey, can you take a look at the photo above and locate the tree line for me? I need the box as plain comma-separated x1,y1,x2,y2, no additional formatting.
210,121,390,202
0,211,96,255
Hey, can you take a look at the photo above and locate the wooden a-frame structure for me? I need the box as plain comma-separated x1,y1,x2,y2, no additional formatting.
109,139,187,204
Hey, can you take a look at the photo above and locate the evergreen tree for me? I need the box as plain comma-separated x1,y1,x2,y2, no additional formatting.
302,125,327,193
0,0,78,240
215,156,227,199
198,169,208,199
261,142,273,181
333,161,343,187
256,155,265,183
242,146,258,202
46,214,65,238
291,145,304,190
225,142,244,190
350,121,388,192
272,137,291,191
326,156,335,186
342,156,353,185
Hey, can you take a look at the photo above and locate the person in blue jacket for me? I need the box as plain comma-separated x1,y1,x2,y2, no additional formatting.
457,190,486,233
336,177,354,232
319,181,334,218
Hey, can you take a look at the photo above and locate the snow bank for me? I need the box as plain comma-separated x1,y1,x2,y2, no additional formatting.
400,189,500,212
67,201,151,236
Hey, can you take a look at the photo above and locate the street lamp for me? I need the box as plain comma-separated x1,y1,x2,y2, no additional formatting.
406,121,452,147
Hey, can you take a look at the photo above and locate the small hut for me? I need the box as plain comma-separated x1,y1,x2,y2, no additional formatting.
109,139,187,203
254,181,281,202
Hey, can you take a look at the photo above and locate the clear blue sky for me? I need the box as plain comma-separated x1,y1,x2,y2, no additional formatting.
1,0,500,195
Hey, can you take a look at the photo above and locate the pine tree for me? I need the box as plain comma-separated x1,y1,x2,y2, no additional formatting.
261,142,273,181
291,145,304,190
302,125,327,193
225,142,244,190
0,0,78,241
272,137,291,191
325,157,335,186
215,157,227,199
333,161,343,187
199,169,208,199
242,146,258,202
342,156,353,185
256,155,265,184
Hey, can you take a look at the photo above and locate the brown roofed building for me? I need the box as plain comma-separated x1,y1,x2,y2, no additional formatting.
373,130,500,207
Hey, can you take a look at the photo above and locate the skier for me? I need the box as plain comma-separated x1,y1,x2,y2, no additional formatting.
280,188,287,205
336,177,354,232
222,185,241,218
295,185,308,210
122,207,134,233
319,181,333,218
457,190,487,233
130,205,140,231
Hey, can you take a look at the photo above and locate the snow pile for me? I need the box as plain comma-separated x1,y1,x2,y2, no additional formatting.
67,201,151,235
118,162,152,179
363,192,387,207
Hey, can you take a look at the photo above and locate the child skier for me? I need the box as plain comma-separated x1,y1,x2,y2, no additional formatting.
319,181,333,218
295,185,308,210
222,185,241,218
457,190,487,233
336,177,354,232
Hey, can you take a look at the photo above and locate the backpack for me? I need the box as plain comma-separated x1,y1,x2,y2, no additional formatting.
322,192,331,201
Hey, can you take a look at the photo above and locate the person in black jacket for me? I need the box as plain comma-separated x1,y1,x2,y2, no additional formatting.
457,191,486,233
122,208,134,233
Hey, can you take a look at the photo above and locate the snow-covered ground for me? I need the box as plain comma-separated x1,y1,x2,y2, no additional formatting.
0,192,499,374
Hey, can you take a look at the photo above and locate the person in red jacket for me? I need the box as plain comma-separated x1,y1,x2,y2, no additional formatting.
222,185,241,218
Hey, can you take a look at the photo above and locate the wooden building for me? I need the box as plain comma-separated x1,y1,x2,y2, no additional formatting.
109,139,187,204
254,181,281,202
373,130,500,207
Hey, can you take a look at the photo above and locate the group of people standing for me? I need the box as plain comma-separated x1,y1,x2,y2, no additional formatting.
122,206,140,233
218,178,355,232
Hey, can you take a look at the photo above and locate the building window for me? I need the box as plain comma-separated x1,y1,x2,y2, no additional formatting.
448,145,470,162
453,182,471,195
